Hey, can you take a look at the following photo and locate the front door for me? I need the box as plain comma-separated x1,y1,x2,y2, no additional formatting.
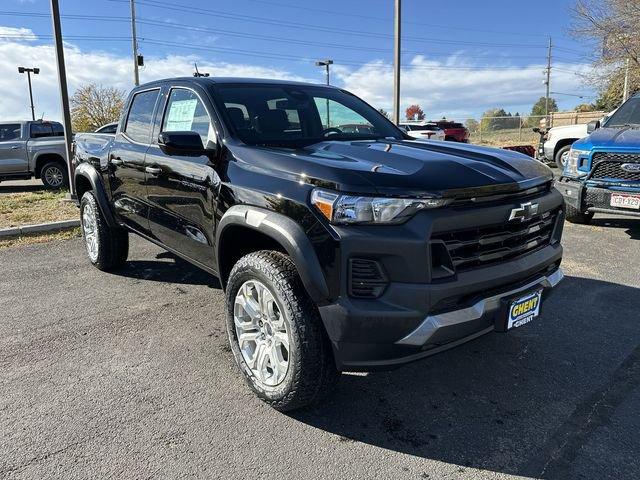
145,87,220,268
0,123,27,174
109,88,161,235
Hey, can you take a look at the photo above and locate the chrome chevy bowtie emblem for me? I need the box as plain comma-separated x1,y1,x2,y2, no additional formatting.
509,202,539,222
621,163,640,172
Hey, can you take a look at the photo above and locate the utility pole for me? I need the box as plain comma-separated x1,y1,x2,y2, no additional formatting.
17,67,40,121
393,0,401,125
623,57,630,102
315,59,333,127
130,0,140,86
49,0,75,198
544,37,552,125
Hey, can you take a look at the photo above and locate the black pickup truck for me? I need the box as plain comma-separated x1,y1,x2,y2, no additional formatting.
73,77,565,411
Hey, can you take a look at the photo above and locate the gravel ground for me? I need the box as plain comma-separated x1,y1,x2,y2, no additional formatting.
0,215,639,480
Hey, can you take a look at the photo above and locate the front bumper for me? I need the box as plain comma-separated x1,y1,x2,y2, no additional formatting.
556,177,640,218
542,142,554,162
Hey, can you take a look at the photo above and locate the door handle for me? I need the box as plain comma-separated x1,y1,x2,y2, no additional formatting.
10,145,21,150
145,166,162,175
111,157,124,165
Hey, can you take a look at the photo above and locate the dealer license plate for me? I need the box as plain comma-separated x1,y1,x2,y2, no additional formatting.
507,290,542,330
610,193,640,210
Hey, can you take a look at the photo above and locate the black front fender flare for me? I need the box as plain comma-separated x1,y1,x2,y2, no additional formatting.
216,205,330,304
74,163,117,228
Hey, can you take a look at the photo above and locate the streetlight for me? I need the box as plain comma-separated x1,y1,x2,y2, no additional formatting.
315,59,333,127
18,66,40,121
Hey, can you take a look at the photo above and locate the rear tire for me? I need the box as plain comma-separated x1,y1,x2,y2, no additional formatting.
41,161,68,190
554,144,571,170
565,203,593,224
225,250,339,411
80,191,129,271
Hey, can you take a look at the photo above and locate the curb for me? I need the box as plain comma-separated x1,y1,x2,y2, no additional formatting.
0,219,80,238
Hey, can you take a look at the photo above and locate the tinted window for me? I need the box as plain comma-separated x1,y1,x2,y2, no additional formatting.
0,123,21,142
30,122,63,138
125,89,160,143
606,97,640,127
211,84,401,147
162,88,212,145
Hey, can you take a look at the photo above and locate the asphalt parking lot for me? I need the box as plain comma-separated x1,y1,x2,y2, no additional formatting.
1,215,639,479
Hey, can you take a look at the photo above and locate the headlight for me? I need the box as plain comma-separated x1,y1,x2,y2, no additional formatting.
311,189,451,224
563,148,589,178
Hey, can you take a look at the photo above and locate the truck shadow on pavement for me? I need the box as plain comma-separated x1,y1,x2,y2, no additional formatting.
590,216,640,240
116,251,221,288
293,276,640,479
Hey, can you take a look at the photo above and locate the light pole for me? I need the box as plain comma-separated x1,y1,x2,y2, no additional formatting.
393,0,401,125
315,59,333,127
18,66,40,121
130,0,140,86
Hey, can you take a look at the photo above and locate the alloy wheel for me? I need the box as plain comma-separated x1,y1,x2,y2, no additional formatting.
233,280,290,387
44,166,64,188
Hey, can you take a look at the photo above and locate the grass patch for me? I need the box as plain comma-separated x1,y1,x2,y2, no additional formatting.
0,190,78,228
0,227,81,249
469,129,539,148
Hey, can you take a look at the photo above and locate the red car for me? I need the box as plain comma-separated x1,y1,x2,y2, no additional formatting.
433,120,469,142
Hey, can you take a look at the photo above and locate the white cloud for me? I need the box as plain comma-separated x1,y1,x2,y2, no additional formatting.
0,26,38,41
335,55,595,120
0,30,595,123
0,34,311,122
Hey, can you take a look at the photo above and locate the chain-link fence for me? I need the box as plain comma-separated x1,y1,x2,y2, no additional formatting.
467,115,546,147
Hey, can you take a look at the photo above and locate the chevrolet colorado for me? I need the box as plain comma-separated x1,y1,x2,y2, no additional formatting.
73,77,565,411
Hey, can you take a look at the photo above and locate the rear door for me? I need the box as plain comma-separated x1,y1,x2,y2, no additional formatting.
145,85,220,267
109,88,161,235
0,123,27,174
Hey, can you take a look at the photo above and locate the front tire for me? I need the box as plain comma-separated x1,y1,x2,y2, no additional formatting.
80,191,129,270
554,145,571,170
225,251,339,411
41,161,68,189
565,203,593,224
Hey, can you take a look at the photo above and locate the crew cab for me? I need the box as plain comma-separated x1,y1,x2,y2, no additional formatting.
556,94,640,223
73,77,564,411
0,120,69,189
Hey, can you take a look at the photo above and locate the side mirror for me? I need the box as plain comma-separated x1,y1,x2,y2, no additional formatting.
587,120,600,134
157,131,206,156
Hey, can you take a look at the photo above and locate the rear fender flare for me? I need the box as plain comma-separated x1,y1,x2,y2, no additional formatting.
74,163,117,228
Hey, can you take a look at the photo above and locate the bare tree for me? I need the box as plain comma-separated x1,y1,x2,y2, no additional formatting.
70,84,126,132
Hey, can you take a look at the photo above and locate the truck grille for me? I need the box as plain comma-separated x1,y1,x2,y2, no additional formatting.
590,153,640,181
432,209,558,272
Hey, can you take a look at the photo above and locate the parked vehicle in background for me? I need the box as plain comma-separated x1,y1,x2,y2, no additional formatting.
433,120,469,142
95,122,118,134
336,123,376,135
399,122,446,141
557,94,640,223
0,120,69,189
73,77,564,411
539,123,588,169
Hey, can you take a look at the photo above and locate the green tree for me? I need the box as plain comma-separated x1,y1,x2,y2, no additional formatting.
70,83,126,133
530,97,558,117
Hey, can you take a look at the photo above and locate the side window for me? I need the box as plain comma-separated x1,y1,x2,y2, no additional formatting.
52,123,65,136
0,124,21,142
124,89,160,143
162,89,212,145
30,123,54,138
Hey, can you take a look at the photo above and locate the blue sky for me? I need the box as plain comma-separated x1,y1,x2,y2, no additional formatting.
0,0,597,121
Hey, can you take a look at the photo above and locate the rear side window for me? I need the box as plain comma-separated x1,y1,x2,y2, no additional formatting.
125,89,160,143
161,88,212,145
30,122,63,138
0,124,21,142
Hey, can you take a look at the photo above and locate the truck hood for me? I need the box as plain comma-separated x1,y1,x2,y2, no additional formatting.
549,123,588,137
574,126,640,151
231,139,552,197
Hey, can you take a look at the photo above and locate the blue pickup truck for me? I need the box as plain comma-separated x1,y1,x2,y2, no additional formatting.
556,93,640,223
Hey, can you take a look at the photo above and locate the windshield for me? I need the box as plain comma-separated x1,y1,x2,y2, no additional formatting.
605,97,640,127
210,84,402,147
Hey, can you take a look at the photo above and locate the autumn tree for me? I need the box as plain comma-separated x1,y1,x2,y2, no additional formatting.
405,104,425,121
70,84,126,132
465,118,479,133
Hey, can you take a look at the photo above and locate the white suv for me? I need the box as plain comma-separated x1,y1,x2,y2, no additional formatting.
399,122,446,141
